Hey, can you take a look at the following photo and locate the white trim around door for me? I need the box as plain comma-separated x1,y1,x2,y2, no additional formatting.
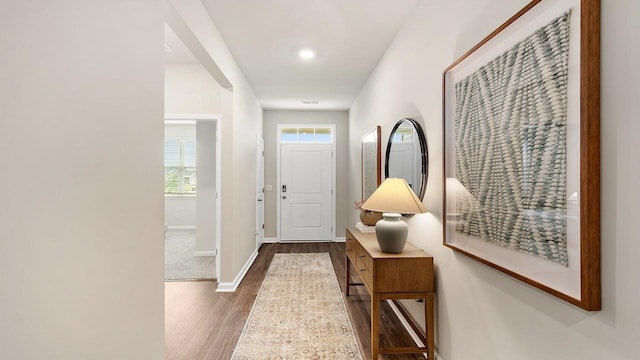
276,124,336,242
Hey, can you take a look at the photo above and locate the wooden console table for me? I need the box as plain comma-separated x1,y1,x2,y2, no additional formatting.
345,227,435,359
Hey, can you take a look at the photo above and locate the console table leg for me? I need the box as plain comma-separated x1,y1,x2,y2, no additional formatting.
345,256,351,296
371,293,380,359
426,292,435,360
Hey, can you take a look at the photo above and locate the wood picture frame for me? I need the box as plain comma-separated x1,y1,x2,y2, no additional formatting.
442,0,600,310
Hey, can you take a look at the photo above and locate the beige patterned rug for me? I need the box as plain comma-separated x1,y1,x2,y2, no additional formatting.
231,253,362,360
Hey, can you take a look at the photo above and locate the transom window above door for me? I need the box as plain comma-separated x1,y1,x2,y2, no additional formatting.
280,127,333,143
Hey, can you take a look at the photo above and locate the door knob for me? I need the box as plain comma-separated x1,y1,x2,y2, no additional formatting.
282,195,287,199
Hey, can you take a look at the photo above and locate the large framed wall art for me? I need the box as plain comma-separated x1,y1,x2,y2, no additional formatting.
442,0,600,310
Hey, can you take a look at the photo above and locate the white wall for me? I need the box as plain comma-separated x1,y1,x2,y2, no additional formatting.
0,1,165,359
349,0,639,359
263,110,349,240
196,120,217,252
165,64,222,114
170,0,263,284
165,197,197,227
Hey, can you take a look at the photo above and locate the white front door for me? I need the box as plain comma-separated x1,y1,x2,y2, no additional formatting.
388,142,417,192
256,137,265,249
280,143,333,241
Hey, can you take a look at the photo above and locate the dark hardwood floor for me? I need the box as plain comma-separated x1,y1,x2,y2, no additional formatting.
165,242,425,359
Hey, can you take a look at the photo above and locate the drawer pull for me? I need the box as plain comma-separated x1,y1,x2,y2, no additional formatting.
360,269,366,272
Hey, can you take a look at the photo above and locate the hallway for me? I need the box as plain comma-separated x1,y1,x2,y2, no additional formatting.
164,243,424,359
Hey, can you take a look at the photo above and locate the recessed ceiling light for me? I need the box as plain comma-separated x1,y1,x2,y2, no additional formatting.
298,48,316,60
301,100,319,104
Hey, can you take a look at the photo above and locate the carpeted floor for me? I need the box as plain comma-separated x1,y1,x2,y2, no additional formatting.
231,253,362,360
164,230,216,281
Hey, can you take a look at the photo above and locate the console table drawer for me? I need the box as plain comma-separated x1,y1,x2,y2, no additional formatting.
348,235,374,291
357,259,374,291
374,258,434,293
346,235,357,261
358,247,373,273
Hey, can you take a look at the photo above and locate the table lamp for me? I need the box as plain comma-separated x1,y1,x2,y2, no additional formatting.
360,177,426,253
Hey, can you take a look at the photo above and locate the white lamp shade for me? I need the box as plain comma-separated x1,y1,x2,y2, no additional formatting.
361,177,426,214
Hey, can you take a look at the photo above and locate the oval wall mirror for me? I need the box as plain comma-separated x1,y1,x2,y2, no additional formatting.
384,118,428,200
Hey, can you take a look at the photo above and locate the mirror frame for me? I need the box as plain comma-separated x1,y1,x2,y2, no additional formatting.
361,126,382,200
384,118,428,200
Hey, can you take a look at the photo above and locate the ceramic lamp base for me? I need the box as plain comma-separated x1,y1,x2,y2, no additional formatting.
374,213,408,253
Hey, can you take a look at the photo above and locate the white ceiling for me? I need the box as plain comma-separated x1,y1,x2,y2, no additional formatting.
196,0,421,110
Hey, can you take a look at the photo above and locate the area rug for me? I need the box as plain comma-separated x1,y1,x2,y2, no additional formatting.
231,253,362,360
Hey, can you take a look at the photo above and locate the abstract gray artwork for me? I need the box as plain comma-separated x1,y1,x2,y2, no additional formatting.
453,11,571,266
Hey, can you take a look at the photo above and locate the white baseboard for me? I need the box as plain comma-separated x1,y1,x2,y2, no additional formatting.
193,251,215,257
216,248,259,293
261,237,347,243
166,225,196,230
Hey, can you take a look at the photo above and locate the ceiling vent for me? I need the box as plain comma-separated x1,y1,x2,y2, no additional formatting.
301,100,319,105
